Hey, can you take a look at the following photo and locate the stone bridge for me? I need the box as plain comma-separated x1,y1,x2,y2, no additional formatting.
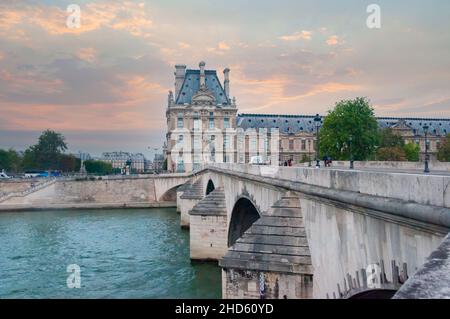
178,164,450,299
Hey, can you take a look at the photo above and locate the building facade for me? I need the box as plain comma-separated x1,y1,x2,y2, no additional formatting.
100,152,147,173
166,62,449,172
166,62,238,173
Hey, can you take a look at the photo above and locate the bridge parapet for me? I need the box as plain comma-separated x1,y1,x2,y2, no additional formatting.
208,164,450,209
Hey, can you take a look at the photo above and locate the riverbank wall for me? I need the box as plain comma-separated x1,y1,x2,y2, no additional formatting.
0,175,190,212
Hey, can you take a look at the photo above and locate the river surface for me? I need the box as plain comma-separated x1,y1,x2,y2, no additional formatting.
0,208,221,298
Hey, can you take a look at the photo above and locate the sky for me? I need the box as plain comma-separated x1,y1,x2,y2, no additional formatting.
0,0,449,158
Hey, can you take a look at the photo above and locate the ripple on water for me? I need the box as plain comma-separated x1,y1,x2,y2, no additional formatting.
0,208,221,299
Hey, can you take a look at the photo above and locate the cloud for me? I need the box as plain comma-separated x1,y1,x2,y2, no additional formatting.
178,42,191,49
207,41,232,55
279,30,312,41
76,48,97,63
326,35,341,46
0,2,153,39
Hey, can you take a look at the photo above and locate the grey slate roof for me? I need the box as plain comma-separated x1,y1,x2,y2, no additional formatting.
176,69,230,106
237,114,450,137
219,193,313,274
189,188,226,216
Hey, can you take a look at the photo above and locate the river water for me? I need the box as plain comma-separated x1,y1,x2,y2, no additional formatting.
0,208,221,298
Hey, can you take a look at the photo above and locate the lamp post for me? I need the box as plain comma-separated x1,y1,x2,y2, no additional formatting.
423,125,430,173
308,140,312,167
349,135,354,169
314,114,321,168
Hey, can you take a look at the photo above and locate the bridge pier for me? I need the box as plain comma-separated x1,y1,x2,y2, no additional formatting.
176,182,190,214
189,188,228,261
219,193,314,299
179,179,203,229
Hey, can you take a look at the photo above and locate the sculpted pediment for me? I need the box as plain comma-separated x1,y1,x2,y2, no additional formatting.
192,87,216,106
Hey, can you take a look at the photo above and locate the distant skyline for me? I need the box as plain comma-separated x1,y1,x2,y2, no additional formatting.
1,0,449,157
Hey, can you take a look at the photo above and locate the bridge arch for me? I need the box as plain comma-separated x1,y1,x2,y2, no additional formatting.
228,196,261,247
348,289,397,299
206,179,215,196
159,184,184,202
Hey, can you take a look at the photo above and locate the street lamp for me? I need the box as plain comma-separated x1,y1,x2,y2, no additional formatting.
349,135,354,170
314,114,321,168
423,125,430,173
308,140,312,167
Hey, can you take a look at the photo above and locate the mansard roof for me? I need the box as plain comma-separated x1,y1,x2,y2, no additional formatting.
175,69,230,106
237,113,450,137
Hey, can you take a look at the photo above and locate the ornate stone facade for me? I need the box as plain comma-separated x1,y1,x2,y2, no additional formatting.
166,62,449,172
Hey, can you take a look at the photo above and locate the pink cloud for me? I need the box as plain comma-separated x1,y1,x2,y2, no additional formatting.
279,30,312,41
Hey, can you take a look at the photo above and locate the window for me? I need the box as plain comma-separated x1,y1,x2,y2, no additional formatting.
289,140,294,150
193,135,201,150
209,117,215,129
177,113,183,128
224,117,230,129
224,135,229,148
193,115,200,130
301,140,306,151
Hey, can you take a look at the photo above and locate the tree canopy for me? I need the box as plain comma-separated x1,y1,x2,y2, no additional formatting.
437,134,450,162
319,97,379,160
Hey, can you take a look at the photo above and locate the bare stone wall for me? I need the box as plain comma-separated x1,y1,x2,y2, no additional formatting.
190,215,228,260
54,179,156,204
301,197,445,299
0,180,38,194
222,269,313,299
179,198,199,228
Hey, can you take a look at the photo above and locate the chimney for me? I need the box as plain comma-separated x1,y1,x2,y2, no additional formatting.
174,64,186,98
223,67,230,99
199,61,206,87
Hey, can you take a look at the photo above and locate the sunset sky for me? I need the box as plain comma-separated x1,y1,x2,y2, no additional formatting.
1,0,449,158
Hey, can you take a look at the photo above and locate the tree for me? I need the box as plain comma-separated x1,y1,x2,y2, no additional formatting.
0,149,22,172
403,142,420,162
24,130,68,170
59,154,81,172
84,160,113,175
376,147,406,161
378,128,404,148
437,134,450,162
319,97,379,160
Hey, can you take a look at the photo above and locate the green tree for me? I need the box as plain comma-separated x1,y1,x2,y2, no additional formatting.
0,149,22,172
59,154,81,172
24,130,68,170
320,97,379,160
437,134,450,162
403,143,420,162
300,154,311,163
376,147,407,161
378,128,404,148
84,160,113,175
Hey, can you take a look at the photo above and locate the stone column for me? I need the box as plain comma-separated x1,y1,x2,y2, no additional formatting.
189,188,228,261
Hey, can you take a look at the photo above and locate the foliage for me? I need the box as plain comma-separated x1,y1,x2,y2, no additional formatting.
437,134,450,162
378,128,404,148
403,142,420,162
59,154,81,172
23,130,68,170
300,154,311,163
84,160,113,175
0,149,22,172
319,97,379,160
376,147,407,161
